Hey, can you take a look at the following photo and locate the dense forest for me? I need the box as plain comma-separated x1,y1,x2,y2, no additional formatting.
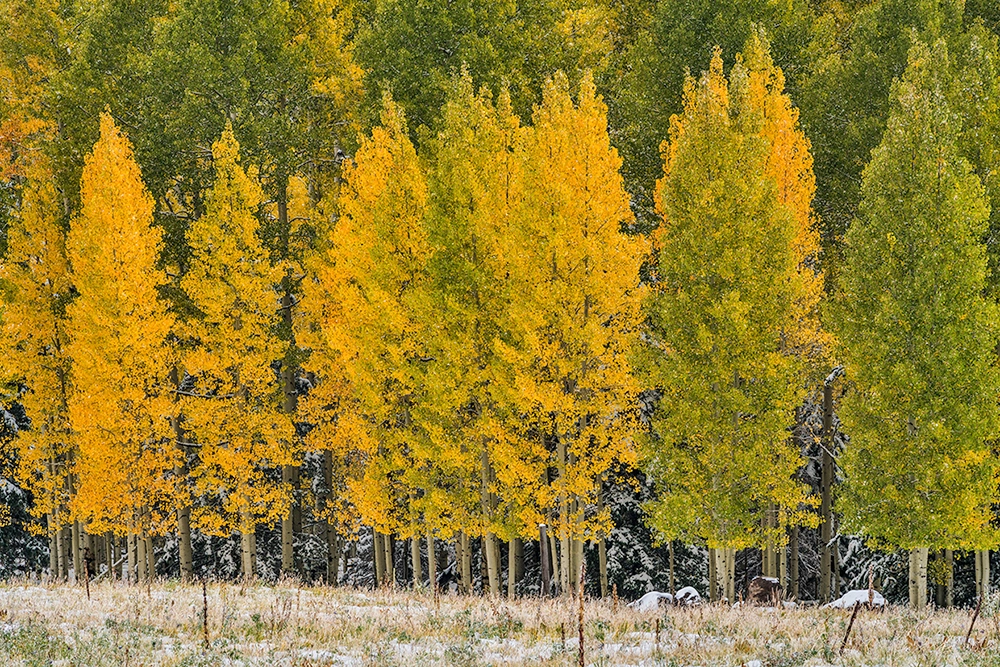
2,0,1000,610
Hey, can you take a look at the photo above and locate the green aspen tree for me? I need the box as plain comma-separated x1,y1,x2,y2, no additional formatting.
639,51,815,601
832,39,1000,610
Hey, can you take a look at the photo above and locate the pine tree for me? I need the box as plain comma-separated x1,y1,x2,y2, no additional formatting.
639,50,815,602
831,39,1000,609
179,124,295,579
503,71,648,595
66,112,177,566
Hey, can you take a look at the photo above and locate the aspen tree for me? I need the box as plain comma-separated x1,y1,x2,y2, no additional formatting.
640,50,815,573
179,124,295,579
301,95,430,584
413,73,537,595
504,72,647,594
66,112,177,560
736,32,831,584
832,40,1000,609
0,158,75,576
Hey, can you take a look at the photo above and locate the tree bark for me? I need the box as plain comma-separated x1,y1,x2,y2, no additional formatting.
909,547,928,609
126,532,136,584
708,548,718,603
280,277,299,577
71,520,81,583
507,539,518,598
241,511,256,580
975,549,990,601
411,537,422,588
539,525,551,596
460,531,472,594
136,532,148,583
480,449,500,596
558,436,569,596
427,535,436,590
171,367,193,584
820,383,834,603
374,530,385,586
384,533,395,587
47,515,57,578
790,526,799,601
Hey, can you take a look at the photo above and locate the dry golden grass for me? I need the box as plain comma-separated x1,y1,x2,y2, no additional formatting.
0,580,997,666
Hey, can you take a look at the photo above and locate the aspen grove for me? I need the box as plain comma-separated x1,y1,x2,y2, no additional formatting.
4,0,1000,611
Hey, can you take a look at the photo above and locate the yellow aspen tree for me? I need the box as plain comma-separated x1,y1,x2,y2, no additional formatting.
66,112,177,555
639,51,816,601
503,71,648,595
737,31,831,368
179,124,295,579
0,158,75,574
733,32,830,581
413,73,539,594
300,95,429,584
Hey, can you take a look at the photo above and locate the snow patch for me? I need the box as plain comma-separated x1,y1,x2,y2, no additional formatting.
824,589,886,608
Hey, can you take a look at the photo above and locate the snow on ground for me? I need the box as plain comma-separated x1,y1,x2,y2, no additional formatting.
0,581,990,665
823,589,887,608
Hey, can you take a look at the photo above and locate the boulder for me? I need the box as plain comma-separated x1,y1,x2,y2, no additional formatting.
747,576,782,605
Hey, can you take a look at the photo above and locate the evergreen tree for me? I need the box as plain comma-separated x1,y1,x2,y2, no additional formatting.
831,39,1000,609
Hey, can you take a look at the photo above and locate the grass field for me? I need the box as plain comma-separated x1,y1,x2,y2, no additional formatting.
0,581,998,666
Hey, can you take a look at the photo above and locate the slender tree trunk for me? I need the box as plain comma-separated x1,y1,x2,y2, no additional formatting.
145,534,156,581
480,449,500,596
280,274,299,577
320,450,335,584
427,535,436,590
241,512,256,580
411,537,422,588
790,526,799,601
507,540,517,598
909,548,928,609
975,550,990,601
539,525,551,596
514,538,523,586
281,463,296,575
460,531,472,594
136,532,148,583
126,532,135,584
71,520,81,583
820,383,834,603
178,507,193,584
708,548,717,603
47,515,57,578
548,529,560,595
384,533,395,587
171,368,193,584
668,541,676,595
945,549,953,608
779,532,788,591
558,435,569,596
374,530,385,586
598,537,608,598
722,548,736,603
